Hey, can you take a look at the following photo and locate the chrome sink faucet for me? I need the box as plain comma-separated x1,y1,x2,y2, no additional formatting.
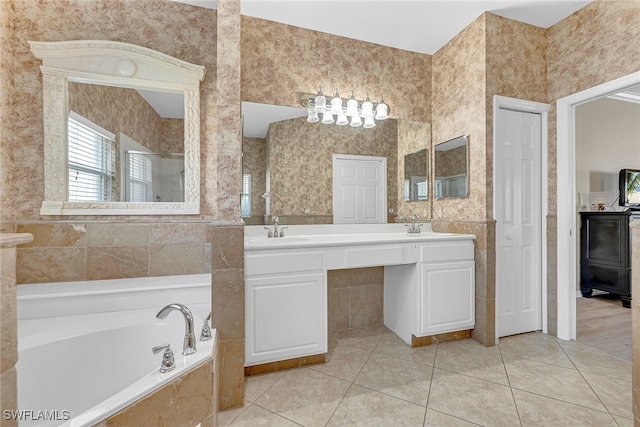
156,303,197,355
264,215,287,237
406,215,424,234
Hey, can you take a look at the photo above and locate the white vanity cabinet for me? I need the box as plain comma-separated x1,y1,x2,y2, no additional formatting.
245,250,326,366
245,226,476,366
385,239,475,344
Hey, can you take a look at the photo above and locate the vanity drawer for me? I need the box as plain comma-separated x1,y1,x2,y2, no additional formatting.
420,241,474,263
325,243,417,269
246,251,324,276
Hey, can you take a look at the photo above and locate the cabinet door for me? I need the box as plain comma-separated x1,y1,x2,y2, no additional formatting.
419,261,475,336
245,272,326,366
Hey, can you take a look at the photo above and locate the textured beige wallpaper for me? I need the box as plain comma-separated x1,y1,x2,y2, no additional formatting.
267,117,397,218
241,15,432,123
547,0,640,215
3,0,217,221
432,15,487,221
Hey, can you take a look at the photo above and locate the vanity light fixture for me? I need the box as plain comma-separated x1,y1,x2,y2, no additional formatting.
302,86,390,128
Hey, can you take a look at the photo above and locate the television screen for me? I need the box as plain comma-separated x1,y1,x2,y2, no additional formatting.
619,169,640,209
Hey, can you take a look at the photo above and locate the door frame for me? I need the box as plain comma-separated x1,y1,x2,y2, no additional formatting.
493,95,549,343
556,71,640,341
332,154,387,224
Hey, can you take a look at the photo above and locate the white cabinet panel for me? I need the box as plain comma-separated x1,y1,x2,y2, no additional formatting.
419,261,475,336
245,272,326,365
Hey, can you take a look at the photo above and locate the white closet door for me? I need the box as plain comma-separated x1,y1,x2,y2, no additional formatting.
496,108,543,337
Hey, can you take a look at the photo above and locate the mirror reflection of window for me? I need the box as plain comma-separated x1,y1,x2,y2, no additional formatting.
67,111,116,202
127,152,154,202
241,174,252,217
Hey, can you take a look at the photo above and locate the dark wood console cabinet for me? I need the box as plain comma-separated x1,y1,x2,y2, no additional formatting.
579,211,632,308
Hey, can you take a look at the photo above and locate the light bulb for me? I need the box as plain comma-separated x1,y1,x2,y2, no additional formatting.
314,87,326,113
330,89,343,115
307,107,319,123
361,94,373,118
346,91,358,116
375,97,388,120
363,116,376,128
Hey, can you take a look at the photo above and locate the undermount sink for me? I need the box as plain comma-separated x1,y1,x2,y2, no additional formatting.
248,236,311,244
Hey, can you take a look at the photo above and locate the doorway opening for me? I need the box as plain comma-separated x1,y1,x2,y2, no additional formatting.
556,71,640,341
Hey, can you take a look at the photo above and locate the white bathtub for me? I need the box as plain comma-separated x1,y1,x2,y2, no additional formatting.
16,274,213,427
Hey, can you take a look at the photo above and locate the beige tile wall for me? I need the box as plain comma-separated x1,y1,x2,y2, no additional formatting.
14,222,212,284
95,356,215,427
327,267,384,331
214,0,244,412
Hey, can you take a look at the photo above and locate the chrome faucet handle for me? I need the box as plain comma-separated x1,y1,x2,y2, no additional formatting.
279,226,288,237
200,312,212,341
152,344,175,373
264,226,273,238
416,224,423,233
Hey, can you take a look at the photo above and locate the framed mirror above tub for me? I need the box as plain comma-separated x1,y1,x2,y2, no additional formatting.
434,135,468,199
241,101,408,225
29,40,205,215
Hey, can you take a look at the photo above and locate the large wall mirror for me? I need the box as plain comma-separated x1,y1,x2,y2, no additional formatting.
242,101,405,225
30,40,205,215
434,135,468,198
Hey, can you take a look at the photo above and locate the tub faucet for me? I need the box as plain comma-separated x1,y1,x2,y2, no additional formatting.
152,343,175,373
156,303,197,355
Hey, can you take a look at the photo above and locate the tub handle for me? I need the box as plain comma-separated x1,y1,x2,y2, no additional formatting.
200,312,212,342
152,343,175,373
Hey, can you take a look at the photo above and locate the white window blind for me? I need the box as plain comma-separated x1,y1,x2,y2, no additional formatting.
241,174,251,217
67,112,115,202
127,152,154,202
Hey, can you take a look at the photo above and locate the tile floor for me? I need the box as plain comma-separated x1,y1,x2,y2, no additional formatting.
218,326,633,426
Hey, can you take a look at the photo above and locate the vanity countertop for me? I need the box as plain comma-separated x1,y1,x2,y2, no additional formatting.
244,225,475,251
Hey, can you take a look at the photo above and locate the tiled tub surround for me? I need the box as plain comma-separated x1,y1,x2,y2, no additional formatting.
1,233,33,427
16,274,216,427
244,224,475,368
13,221,214,284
